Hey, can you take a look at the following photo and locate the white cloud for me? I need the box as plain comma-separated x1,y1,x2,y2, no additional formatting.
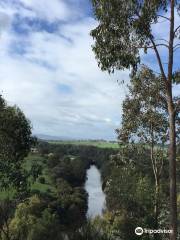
0,0,84,24
19,0,70,22
0,11,11,34
0,7,129,140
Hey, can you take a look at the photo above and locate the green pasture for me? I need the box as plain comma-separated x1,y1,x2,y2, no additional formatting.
47,140,119,149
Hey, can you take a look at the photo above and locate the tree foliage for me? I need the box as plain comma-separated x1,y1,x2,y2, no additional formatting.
91,0,172,72
117,66,168,144
0,95,35,195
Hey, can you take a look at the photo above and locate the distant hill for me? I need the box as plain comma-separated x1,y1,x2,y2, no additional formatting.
34,134,118,148
35,134,73,141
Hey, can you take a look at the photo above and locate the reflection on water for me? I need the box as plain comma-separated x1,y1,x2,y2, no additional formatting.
85,165,106,218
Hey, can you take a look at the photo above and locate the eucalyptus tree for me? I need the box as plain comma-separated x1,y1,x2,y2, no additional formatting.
0,96,35,239
91,1,180,238
117,66,168,229
0,95,34,197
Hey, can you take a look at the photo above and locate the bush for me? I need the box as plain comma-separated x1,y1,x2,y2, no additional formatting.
39,177,46,184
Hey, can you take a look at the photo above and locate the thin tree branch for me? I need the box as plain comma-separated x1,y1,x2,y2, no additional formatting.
173,46,180,52
174,25,180,36
157,15,170,21
154,38,169,44
149,37,167,82
149,43,169,48
137,44,169,50
173,43,180,49
167,0,175,86
134,11,168,86
154,43,169,48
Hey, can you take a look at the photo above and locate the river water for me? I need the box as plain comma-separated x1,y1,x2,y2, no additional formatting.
85,165,106,218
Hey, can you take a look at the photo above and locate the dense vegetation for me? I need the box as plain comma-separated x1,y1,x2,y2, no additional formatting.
32,140,180,240
1,133,180,239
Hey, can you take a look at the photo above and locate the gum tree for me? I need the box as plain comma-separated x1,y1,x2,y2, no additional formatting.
117,66,169,229
0,95,35,239
0,95,34,196
91,1,180,239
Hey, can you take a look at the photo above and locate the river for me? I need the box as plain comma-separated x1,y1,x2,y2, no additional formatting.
85,165,106,218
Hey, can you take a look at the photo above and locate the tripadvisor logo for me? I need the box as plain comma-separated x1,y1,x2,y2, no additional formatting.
135,227,143,236
135,227,173,235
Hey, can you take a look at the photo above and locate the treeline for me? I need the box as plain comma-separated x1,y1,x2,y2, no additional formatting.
38,141,117,167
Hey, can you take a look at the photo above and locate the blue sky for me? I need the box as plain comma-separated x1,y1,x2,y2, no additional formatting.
0,1,179,140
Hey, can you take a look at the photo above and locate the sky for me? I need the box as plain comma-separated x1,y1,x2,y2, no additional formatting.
0,1,179,140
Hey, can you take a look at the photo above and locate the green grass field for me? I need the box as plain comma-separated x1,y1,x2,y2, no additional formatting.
0,154,56,199
25,154,56,194
47,140,119,149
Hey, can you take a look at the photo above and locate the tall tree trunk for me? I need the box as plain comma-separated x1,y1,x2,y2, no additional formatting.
154,176,160,240
168,101,177,240
168,1,177,239
150,124,159,230
154,176,160,228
